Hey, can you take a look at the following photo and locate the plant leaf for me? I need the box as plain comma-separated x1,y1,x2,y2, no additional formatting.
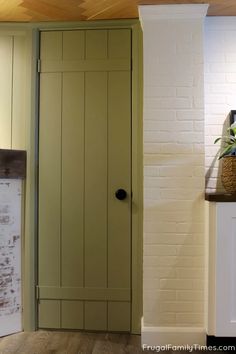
214,137,221,144
232,127,236,135
228,128,236,136
219,145,234,159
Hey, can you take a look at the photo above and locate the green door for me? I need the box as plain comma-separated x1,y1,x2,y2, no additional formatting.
38,29,131,332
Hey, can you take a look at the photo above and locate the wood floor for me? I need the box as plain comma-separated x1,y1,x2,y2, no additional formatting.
0,330,226,353
0,331,148,354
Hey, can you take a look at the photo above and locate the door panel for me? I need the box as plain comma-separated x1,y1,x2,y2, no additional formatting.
108,71,131,290
84,301,107,331
85,30,107,59
39,73,61,287
84,71,108,289
108,302,131,332
61,72,84,288
38,29,131,332
107,71,131,330
38,300,60,329
63,31,85,60
61,301,84,329
40,31,62,60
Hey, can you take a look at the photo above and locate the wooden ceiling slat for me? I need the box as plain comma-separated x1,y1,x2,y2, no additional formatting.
82,0,137,20
207,1,236,16
0,0,29,21
90,0,138,20
21,0,83,20
0,0,234,22
80,0,117,18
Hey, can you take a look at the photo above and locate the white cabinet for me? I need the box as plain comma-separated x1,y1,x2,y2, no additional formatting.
207,201,236,336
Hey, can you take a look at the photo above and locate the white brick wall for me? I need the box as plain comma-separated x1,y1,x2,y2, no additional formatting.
140,6,206,329
205,18,236,192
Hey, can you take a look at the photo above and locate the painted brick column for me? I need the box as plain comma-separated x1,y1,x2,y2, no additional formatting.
139,4,208,346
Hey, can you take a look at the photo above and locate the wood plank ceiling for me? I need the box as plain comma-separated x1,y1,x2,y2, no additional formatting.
0,0,235,22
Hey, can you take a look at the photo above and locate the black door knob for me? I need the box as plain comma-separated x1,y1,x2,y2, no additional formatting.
115,189,127,200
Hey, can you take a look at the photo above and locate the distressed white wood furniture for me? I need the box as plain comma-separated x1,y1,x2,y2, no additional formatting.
0,149,26,337
206,194,236,337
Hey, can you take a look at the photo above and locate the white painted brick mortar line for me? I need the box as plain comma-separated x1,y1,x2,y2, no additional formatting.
205,18,236,192
141,8,206,328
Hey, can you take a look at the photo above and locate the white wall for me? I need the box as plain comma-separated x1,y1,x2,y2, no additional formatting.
205,18,236,192
139,4,208,345
0,32,26,150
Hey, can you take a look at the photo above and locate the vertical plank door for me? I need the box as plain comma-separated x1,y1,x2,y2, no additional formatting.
38,29,131,331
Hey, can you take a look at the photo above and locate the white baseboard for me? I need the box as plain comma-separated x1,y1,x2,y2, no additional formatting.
141,321,206,347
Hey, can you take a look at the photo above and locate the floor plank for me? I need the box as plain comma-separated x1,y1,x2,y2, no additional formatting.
0,332,28,353
0,331,147,354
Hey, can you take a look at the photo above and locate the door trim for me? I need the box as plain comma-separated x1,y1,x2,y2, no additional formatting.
22,20,143,334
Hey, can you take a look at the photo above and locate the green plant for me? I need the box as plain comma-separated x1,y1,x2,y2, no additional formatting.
214,123,236,159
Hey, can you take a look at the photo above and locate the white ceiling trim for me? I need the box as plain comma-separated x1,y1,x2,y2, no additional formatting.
139,4,209,21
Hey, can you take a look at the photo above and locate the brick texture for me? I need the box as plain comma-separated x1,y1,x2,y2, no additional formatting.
205,18,236,192
142,19,205,327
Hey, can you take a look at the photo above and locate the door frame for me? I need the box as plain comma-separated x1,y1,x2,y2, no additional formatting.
22,19,143,334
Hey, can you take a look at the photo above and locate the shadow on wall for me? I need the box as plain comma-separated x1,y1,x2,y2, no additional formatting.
144,193,205,327
205,114,230,193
